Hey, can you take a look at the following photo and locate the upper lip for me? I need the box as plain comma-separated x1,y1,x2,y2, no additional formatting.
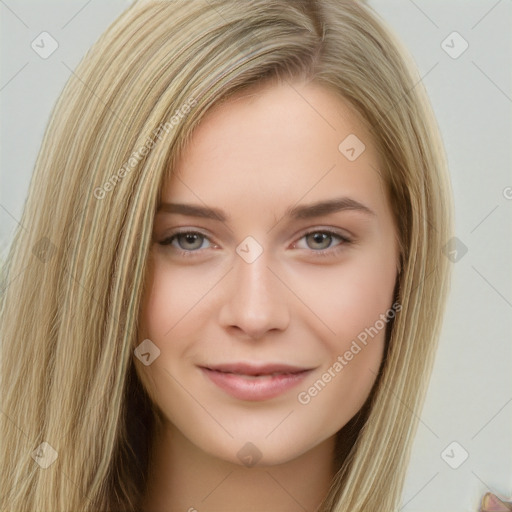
201,363,312,376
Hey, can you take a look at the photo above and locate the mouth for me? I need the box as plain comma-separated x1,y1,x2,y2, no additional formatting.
199,363,314,401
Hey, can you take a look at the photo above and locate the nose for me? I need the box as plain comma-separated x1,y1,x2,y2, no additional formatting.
218,249,290,339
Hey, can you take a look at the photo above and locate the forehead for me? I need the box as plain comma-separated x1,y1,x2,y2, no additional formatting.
163,80,387,217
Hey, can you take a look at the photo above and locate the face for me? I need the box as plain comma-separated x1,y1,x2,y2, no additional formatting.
136,79,399,467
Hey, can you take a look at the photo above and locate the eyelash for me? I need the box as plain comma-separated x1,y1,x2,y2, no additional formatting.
158,228,353,259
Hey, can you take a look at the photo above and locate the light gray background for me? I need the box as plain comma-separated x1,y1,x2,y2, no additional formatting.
1,1,511,511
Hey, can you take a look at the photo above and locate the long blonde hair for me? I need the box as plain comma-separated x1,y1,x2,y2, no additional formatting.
0,1,453,510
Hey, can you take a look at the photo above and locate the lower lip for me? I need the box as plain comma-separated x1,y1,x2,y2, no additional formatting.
200,368,312,401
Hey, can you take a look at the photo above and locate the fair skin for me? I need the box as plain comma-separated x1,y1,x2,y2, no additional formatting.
137,79,400,512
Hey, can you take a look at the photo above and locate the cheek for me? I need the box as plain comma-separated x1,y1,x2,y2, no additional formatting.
136,261,193,396
136,259,224,398
290,249,396,412
291,253,397,346
139,260,215,340
294,268,392,431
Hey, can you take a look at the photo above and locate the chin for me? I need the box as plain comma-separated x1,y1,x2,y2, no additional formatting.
203,432,323,469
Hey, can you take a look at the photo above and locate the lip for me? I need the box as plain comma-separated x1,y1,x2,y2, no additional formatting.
199,363,313,401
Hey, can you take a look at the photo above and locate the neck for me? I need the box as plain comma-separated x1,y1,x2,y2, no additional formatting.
141,422,337,512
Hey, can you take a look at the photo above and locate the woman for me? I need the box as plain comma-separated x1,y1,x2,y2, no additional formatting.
1,0,503,510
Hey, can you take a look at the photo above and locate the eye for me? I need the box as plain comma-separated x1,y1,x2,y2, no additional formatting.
159,231,212,252
293,229,352,255
158,228,352,259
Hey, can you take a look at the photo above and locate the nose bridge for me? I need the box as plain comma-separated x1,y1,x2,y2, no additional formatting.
236,251,273,301
218,242,289,337
233,234,274,297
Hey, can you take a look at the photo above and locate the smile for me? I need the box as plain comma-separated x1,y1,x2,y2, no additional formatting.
199,363,314,401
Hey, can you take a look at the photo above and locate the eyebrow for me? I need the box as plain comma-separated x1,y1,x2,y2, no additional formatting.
156,197,376,222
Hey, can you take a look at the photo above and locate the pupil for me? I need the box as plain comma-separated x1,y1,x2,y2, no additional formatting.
181,233,202,249
309,233,330,249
